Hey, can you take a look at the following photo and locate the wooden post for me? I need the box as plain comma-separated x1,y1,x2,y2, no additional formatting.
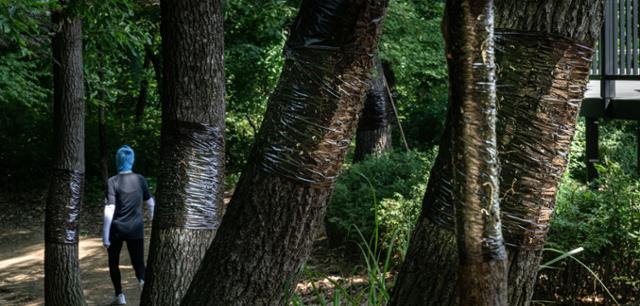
587,0,615,182
586,117,600,181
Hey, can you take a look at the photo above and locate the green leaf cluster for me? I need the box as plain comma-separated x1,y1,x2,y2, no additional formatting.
325,150,435,263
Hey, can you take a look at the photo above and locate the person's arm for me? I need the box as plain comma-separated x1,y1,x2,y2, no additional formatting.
103,179,116,248
103,202,115,248
141,175,154,221
145,197,155,220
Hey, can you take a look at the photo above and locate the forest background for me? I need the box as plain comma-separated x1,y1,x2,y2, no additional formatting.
0,0,639,303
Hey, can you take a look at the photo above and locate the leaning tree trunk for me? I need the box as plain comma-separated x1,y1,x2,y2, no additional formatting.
443,0,507,304
140,0,225,305
44,1,87,305
353,55,393,162
391,1,603,305
180,1,389,305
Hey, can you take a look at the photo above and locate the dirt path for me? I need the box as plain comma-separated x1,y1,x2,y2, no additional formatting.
0,191,363,306
0,228,150,306
0,189,156,305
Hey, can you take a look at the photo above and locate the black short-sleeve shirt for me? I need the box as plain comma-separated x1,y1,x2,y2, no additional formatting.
106,173,151,240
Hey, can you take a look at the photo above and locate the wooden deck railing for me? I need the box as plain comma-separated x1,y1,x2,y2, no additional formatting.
583,0,640,181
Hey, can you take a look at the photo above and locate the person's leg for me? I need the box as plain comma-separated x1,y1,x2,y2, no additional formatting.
108,238,124,295
126,238,146,282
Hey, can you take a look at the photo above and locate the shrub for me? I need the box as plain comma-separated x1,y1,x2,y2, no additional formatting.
539,161,640,301
325,150,435,262
550,161,640,257
567,118,639,182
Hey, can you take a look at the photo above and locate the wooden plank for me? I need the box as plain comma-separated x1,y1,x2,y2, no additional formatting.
602,0,618,97
628,0,633,72
580,98,607,118
637,121,640,175
631,0,640,75
607,98,640,119
599,74,640,80
621,0,626,74
581,98,640,119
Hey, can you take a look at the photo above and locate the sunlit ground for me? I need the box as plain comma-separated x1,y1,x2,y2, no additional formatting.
0,230,147,306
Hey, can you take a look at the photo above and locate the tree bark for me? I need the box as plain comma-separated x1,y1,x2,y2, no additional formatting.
391,1,603,305
140,0,225,305
354,55,393,162
180,1,389,305
442,0,507,304
44,1,87,305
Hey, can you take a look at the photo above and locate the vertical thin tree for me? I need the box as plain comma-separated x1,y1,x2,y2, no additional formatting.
443,0,507,304
391,1,604,305
140,0,225,305
181,0,389,305
97,59,109,190
134,45,153,124
44,0,87,305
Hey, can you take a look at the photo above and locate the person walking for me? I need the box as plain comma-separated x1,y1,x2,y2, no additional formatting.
103,145,155,305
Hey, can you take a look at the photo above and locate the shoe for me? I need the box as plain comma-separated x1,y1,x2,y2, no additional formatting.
111,293,126,305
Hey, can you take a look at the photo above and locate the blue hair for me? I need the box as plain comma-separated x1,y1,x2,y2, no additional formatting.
116,145,135,172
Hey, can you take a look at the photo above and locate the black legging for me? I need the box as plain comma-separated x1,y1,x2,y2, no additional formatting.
108,238,146,295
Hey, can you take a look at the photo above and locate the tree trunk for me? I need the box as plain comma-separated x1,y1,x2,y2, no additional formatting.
442,0,507,304
180,1,389,305
135,45,152,124
391,1,603,305
354,55,392,162
44,1,87,305
140,0,226,305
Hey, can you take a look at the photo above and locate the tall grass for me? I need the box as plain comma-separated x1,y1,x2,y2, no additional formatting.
538,247,619,305
289,172,398,305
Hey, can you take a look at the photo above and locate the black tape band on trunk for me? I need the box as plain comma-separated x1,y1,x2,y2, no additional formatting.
359,59,390,131
251,0,383,187
156,120,224,230
425,31,593,250
254,48,367,187
45,169,84,244
359,89,389,131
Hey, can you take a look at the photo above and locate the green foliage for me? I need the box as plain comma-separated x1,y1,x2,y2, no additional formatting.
1,0,449,189
567,118,639,182
380,0,448,149
0,0,51,57
0,52,49,107
325,150,435,261
223,0,297,174
545,161,640,296
551,162,640,256
0,2,52,186
80,1,162,181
